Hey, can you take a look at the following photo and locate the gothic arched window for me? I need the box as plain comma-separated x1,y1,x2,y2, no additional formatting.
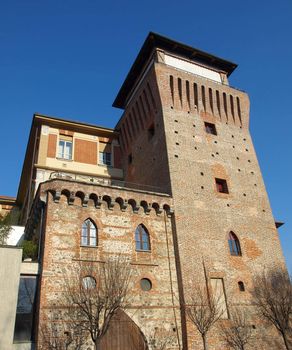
81,219,97,246
228,232,241,256
135,224,150,251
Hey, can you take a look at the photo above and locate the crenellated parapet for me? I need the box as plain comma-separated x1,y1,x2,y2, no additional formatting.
39,178,174,217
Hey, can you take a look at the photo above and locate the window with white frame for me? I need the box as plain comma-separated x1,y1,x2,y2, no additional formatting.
99,152,111,166
81,219,97,246
99,142,111,166
58,139,72,160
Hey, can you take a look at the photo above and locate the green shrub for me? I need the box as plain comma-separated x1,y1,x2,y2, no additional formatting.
21,240,38,261
0,213,12,245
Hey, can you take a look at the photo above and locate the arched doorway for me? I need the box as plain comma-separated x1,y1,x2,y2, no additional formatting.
100,309,147,350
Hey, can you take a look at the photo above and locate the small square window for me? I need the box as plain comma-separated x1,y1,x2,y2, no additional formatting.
205,122,217,135
215,178,229,194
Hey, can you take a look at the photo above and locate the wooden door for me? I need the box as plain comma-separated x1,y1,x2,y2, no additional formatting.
100,310,147,350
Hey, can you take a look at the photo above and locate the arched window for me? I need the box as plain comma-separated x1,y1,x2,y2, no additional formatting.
228,232,241,256
135,224,150,251
81,219,97,246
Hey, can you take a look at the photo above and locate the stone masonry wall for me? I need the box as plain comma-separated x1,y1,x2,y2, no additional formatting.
36,179,182,349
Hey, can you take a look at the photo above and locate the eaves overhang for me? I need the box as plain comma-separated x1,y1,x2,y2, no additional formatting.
113,32,238,109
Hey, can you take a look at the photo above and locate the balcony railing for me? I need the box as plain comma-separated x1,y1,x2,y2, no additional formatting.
49,171,168,195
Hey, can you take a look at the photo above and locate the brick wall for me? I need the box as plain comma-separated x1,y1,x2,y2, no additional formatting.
116,55,287,349
36,179,182,349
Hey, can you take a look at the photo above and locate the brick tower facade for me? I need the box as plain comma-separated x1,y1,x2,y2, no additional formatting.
3,33,288,350
114,33,287,349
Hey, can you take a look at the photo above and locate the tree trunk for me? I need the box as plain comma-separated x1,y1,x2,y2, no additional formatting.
282,332,291,350
202,333,208,350
95,338,101,350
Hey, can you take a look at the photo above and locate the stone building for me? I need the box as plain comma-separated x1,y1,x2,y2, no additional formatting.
0,32,288,349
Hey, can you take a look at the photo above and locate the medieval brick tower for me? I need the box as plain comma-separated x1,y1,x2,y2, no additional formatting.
2,32,288,350
113,33,287,349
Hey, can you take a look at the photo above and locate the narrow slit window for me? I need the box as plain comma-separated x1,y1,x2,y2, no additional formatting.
237,97,242,125
230,95,235,121
223,92,228,117
201,86,206,111
178,78,182,106
216,90,221,117
186,80,190,109
209,88,214,114
170,75,174,104
193,83,198,108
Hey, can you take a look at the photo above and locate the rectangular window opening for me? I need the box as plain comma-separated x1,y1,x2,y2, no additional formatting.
58,139,72,160
99,152,111,166
215,178,229,194
14,275,38,342
204,122,217,135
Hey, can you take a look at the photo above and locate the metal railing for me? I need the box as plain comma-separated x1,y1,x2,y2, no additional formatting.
49,171,168,194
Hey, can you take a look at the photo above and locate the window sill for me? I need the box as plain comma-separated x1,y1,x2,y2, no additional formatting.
136,249,151,253
216,191,230,197
80,245,98,248
56,157,73,162
98,164,113,168
13,340,34,344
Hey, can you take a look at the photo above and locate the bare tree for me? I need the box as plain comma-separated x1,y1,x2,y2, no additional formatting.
186,284,223,350
147,327,177,350
220,307,253,350
253,268,292,350
40,308,87,350
62,256,132,350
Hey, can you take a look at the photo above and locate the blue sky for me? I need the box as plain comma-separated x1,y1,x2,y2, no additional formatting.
0,0,291,272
